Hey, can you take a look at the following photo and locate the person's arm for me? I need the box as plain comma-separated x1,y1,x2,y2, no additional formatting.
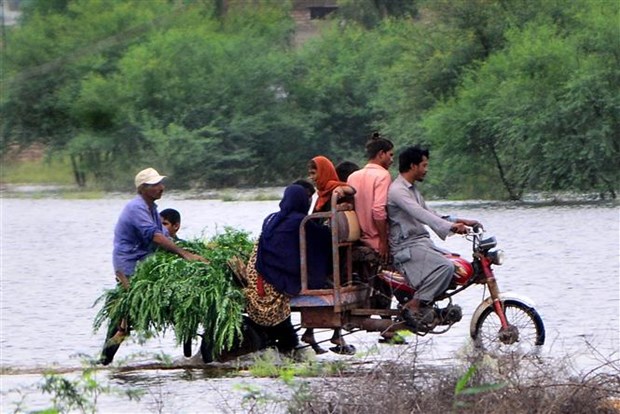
391,184,453,239
115,271,131,290
333,185,356,199
456,218,481,228
373,173,391,262
441,216,482,234
153,232,208,263
375,218,389,262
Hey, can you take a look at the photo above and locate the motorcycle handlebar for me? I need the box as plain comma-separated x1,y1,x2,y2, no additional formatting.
465,224,484,236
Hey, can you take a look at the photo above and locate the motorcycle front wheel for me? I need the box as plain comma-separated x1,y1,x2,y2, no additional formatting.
472,300,545,354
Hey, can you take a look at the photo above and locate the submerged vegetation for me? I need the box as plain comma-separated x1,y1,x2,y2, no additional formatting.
93,228,254,358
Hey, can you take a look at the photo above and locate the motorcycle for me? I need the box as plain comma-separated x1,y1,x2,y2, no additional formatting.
377,225,546,353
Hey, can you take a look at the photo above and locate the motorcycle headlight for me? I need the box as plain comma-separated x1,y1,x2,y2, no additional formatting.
488,249,505,265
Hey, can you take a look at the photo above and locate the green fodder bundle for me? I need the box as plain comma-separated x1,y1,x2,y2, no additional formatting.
93,227,254,357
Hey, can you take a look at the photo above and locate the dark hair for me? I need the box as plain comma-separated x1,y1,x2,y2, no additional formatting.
365,131,394,160
398,145,430,173
335,161,360,182
292,178,316,197
160,208,181,225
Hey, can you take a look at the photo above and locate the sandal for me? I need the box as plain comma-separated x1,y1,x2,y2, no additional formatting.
329,344,356,355
310,343,328,355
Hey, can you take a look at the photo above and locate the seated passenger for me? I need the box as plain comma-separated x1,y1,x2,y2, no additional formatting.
309,156,356,212
335,160,360,182
346,133,396,341
303,155,357,355
244,184,332,354
347,132,393,264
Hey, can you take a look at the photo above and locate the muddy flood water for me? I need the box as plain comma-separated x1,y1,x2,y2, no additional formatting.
1,192,618,413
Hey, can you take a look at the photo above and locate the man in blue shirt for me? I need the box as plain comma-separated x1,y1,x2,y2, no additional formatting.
100,167,205,365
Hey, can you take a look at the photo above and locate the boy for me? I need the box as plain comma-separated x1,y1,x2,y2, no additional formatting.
160,208,182,241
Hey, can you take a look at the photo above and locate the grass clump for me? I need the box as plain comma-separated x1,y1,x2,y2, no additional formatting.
93,228,254,359
249,349,347,380
287,347,620,414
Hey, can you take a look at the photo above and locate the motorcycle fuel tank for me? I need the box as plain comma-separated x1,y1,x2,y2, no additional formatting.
449,255,474,284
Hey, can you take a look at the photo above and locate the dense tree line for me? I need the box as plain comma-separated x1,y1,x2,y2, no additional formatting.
1,0,618,199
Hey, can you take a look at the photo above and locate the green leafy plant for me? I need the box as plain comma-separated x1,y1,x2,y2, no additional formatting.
38,367,142,414
93,227,254,358
453,364,507,410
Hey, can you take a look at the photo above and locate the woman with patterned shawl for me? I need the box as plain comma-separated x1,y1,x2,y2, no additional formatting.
243,184,331,354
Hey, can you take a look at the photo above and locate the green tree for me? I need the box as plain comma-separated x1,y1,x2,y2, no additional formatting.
3,0,617,196
72,2,301,187
422,3,619,199
376,0,591,149
336,0,418,29
2,0,186,186
3,1,303,188
371,18,483,144
289,21,399,166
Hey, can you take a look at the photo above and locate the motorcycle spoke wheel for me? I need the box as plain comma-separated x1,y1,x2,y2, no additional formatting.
473,300,545,355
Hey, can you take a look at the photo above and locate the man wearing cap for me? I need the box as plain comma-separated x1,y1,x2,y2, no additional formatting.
100,167,206,365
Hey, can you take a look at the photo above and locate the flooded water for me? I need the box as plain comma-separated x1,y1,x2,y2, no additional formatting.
1,193,618,413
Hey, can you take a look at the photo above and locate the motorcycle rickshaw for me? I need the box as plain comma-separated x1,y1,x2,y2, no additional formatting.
201,193,545,363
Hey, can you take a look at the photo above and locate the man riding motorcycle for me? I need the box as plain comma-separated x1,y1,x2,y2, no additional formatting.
387,145,481,327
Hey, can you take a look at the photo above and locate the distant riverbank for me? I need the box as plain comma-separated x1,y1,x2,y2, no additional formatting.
1,182,617,209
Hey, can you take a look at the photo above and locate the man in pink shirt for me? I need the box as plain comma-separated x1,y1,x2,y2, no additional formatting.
347,132,397,342
347,132,394,262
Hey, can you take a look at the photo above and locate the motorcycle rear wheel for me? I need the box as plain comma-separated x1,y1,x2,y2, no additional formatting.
472,300,545,354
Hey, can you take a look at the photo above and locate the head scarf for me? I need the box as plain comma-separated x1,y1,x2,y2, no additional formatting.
312,156,347,212
255,184,331,295
261,184,310,240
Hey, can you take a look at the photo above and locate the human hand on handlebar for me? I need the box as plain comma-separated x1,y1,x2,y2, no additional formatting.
451,218,484,234
451,223,469,234
458,218,482,229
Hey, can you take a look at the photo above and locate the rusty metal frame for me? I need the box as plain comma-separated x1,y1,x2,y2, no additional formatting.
297,192,365,314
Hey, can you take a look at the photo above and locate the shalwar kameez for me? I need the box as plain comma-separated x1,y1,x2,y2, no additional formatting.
387,174,455,303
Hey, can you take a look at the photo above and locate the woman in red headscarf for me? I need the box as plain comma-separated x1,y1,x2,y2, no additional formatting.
308,155,356,213
302,155,357,355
